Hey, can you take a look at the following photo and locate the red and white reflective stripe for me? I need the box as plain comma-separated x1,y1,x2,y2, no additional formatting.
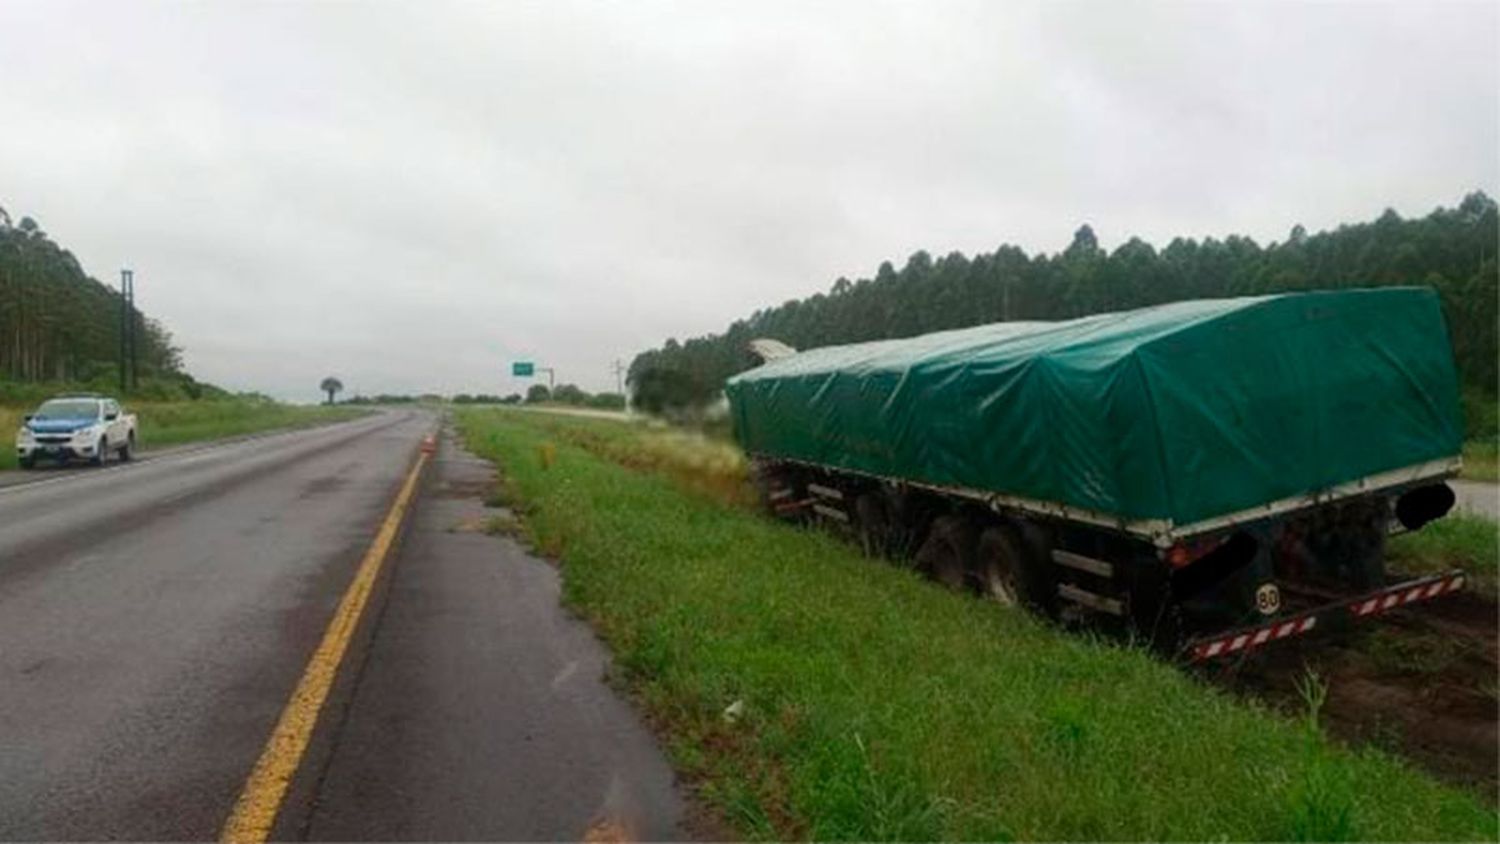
1192,615,1317,661
1350,573,1465,618
1190,571,1466,661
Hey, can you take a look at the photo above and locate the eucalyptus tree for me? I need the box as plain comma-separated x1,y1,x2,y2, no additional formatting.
628,192,1498,429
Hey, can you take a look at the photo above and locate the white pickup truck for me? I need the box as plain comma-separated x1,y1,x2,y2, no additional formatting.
15,395,138,469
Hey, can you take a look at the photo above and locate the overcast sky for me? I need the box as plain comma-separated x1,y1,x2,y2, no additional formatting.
2,1,1496,401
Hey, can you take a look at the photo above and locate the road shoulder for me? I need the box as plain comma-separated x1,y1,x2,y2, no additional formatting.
298,427,686,841
1450,479,1499,520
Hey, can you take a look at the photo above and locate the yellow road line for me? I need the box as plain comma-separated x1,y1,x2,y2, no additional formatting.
220,446,431,844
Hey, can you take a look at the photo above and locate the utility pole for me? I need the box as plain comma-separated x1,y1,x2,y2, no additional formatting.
613,359,625,395
127,270,138,390
119,269,134,393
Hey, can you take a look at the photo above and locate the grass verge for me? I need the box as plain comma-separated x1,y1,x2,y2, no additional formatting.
457,407,1495,842
1461,440,1498,482
0,399,367,471
1388,511,1499,597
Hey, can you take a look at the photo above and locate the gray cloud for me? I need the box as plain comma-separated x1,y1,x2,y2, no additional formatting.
2,0,1495,400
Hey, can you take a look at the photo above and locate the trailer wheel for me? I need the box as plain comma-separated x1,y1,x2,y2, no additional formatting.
756,466,804,521
976,524,1056,614
916,515,975,590
1341,524,1387,591
975,526,1023,606
853,493,891,557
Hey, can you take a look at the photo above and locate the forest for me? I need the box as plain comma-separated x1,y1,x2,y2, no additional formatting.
0,206,182,387
628,191,1498,433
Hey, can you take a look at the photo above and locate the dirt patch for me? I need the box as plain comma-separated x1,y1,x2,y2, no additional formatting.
1209,592,1498,800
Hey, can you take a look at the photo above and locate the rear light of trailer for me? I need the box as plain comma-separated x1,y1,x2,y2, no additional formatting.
1164,535,1226,568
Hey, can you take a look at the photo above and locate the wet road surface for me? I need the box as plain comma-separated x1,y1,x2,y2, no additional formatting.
0,409,682,840
1450,479,1499,520
297,430,682,841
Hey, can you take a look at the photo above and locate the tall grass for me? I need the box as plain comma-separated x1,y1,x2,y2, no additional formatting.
1388,511,1500,595
1460,388,1498,481
0,407,21,465
519,413,755,508
457,408,1495,841
1461,439,1498,482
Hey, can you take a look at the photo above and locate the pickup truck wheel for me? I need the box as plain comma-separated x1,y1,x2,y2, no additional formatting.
119,433,135,462
18,456,34,470
916,515,976,591
91,437,108,467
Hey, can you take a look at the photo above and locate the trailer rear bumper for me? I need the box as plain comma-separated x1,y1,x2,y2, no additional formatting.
1185,569,1467,662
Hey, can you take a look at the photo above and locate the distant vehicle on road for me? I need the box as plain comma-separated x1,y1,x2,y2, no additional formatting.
15,395,137,469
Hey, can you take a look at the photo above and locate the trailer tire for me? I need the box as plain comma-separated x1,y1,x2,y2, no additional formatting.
853,492,891,557
1343,525,1387,591
916,515,975,590
976,525,1053,613
756,465,804,521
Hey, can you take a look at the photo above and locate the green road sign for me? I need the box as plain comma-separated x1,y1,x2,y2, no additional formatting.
512,361,535,377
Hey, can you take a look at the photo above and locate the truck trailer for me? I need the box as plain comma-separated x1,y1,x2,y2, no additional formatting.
725,287,1466,660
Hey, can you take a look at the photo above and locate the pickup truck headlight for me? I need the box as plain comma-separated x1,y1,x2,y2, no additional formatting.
16,427,33,444
72,425,100,443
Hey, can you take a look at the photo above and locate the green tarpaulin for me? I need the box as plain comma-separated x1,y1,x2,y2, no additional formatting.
725,287,1463,533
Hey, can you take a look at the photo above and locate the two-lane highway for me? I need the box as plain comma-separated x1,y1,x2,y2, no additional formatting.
0,410,432,839
0,408,685,841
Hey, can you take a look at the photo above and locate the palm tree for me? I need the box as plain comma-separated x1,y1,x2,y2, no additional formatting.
320,376,344,405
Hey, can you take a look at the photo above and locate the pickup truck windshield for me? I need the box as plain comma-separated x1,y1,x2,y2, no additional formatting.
34,399,100,420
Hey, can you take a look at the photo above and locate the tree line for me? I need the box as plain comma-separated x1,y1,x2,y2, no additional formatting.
0,206,183,386
453,385,627,409
628,192,1498,429
351,388,627,409
518,384,627,409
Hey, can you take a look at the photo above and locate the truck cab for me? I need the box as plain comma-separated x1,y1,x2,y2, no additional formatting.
15,395,138,469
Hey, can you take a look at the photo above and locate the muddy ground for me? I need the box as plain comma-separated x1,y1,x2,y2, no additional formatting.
1206,591,1497,801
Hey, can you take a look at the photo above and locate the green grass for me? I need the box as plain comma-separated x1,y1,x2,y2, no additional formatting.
1388,511,1500,595
456,408,1495,842
1461,440,1499,482
1460,387,1498,480
1360,628,1468,677
0,399,367,470
513,412,756,508
132,400,366,448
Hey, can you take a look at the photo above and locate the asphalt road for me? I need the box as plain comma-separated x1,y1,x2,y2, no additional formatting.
0,409,683,840
301,428,682,841
1450,479,1499,521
